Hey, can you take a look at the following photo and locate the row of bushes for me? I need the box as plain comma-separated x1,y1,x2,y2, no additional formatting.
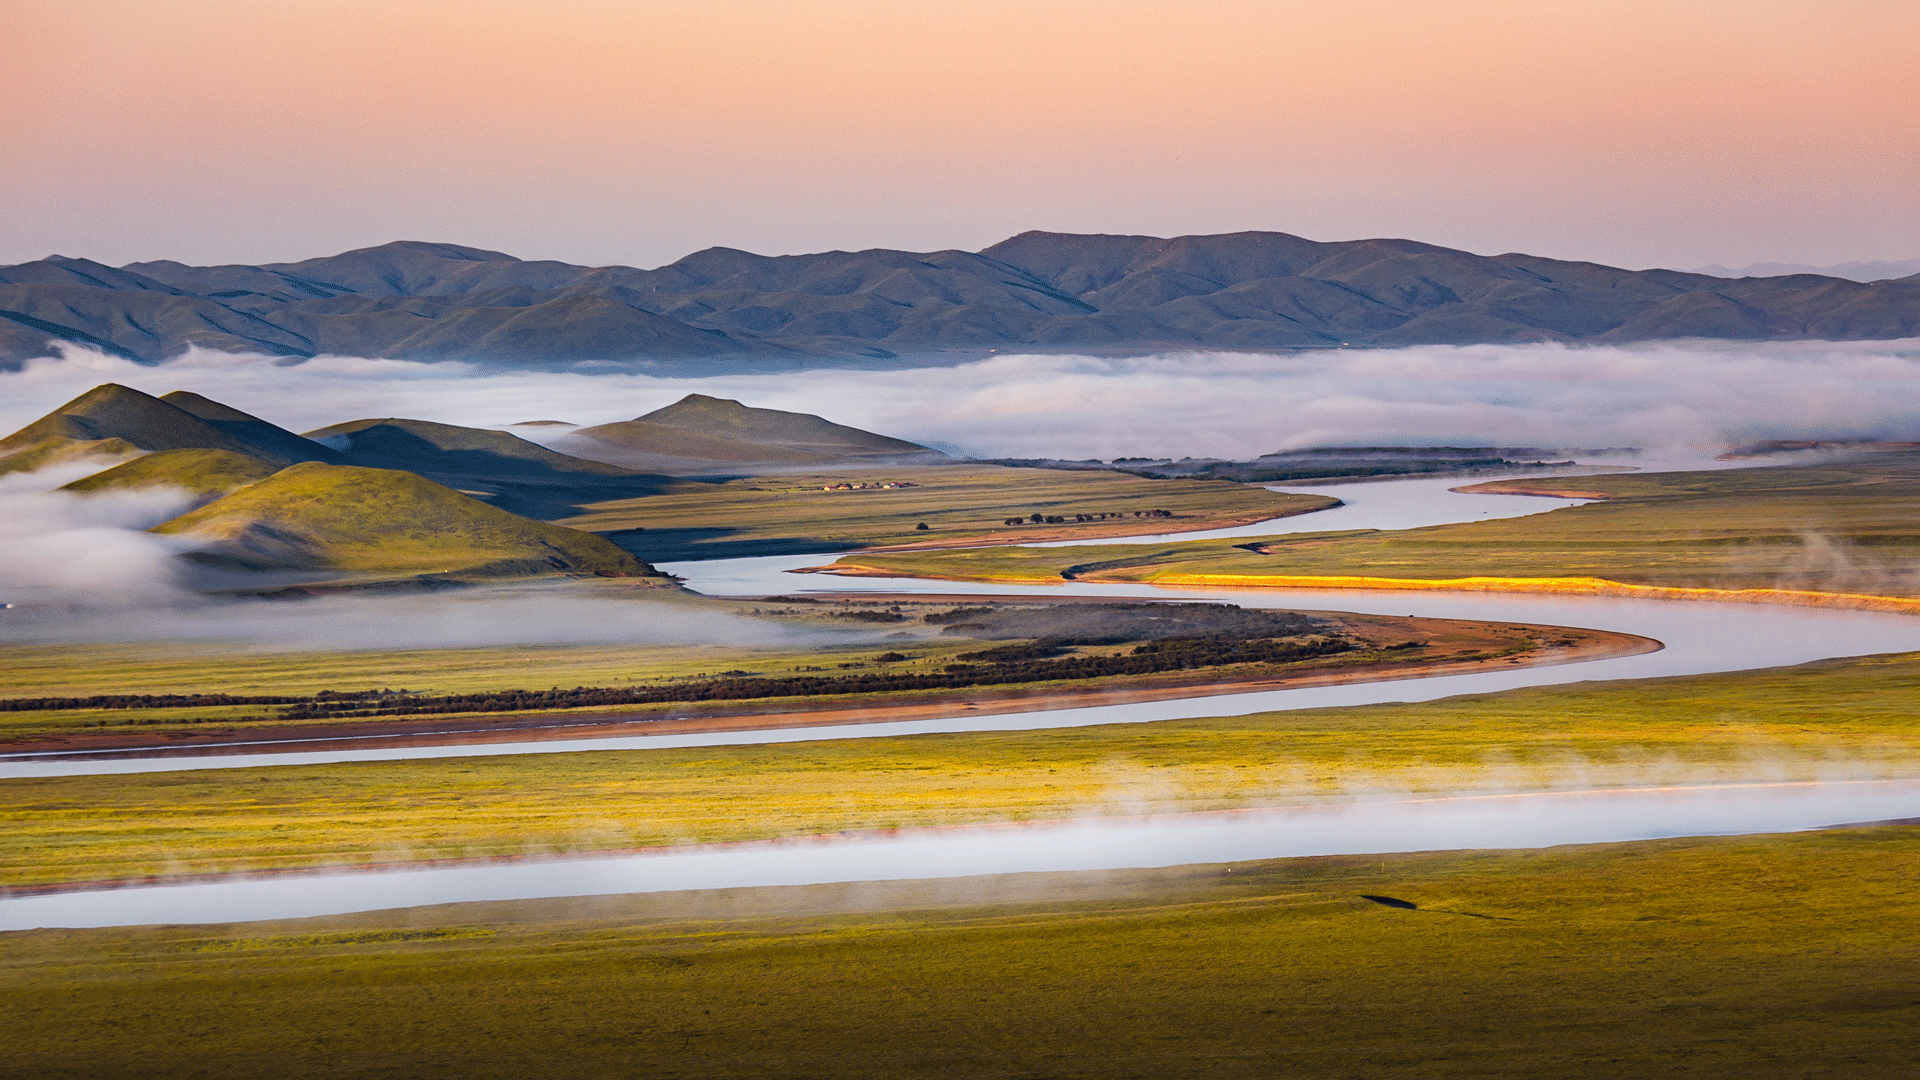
1000,510,1175,525
0,689,396,713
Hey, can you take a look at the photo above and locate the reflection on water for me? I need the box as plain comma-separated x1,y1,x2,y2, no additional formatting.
3,779,1913,930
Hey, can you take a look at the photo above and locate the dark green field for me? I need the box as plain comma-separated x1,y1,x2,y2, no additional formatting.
4,828,1917,1078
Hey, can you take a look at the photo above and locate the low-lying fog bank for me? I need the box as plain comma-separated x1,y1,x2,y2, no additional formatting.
7,339,1920,461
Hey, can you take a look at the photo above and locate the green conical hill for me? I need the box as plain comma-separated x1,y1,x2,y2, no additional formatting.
61,449,282,501
159,391,347,467
566,420,847,466
566,394,944,473
0,384,337,476
303,417,644,480
152,462,661,579
638,394,932,455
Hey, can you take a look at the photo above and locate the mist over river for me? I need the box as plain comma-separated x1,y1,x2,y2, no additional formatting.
3,780,1913,930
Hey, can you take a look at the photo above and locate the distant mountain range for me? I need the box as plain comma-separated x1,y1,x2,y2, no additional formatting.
1690,258,1920,283
3,233,1918,370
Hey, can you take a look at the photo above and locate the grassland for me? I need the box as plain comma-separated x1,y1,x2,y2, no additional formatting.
5,650,1915,888
57,448,280,499
0,601,1554,744
828,453,1920,597
4,828,1918,1078
558,463,1336,559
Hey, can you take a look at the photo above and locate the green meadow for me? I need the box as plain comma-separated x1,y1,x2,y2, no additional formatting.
831,453,1920,593
6,650,1917,888
559,463,1335,558
3,828,1917,1078
0,598,1455,742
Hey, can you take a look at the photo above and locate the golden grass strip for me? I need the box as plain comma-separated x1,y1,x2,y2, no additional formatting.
1142,573,1920,614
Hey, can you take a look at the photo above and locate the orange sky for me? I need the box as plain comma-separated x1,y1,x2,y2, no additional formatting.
4,0,1916,269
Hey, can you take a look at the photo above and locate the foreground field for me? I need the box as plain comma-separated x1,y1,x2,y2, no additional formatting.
4,829,1917,1078
829,452,1920,596
5,650,1916,889
557,463,1335,559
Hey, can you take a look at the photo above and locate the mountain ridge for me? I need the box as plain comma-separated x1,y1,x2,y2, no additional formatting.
4,231,1919,369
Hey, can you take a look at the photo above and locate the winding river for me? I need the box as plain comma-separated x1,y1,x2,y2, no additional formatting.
3,469,1917,928
4,779,1916,930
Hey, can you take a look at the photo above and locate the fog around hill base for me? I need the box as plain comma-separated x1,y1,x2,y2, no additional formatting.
7,339,1920,462
0,469,825,649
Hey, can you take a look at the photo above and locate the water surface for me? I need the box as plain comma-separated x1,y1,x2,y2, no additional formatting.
3,779,1910,930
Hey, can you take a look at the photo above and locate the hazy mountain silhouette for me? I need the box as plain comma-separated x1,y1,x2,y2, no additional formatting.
5,233,1919,369
1689,258,1920,283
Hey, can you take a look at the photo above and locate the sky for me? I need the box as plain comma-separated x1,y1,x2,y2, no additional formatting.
4,0,1916,273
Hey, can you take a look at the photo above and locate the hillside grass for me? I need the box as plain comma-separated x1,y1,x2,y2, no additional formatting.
831,453,1920,595
58,448,282,498
561,463,1336,559
3,829,1918,1078
153,462,658,577
4,650,1916,888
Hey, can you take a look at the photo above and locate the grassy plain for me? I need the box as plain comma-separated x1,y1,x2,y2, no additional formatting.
557,463,1336,559
6,650,1917,888
830,453,1920,595
0,599,1527,743
4,829,1919,1078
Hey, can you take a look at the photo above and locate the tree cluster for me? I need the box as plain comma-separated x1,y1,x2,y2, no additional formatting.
1001,510,1173,526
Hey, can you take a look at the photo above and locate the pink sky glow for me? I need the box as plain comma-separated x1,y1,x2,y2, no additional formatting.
4,0,1916,270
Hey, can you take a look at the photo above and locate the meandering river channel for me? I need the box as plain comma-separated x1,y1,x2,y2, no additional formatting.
3,469,1916,928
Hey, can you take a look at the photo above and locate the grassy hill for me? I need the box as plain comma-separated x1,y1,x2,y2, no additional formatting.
302,416,693,518
565,394,946,473
0,384,337,476
59,448,282,501
159,390,350,466
306,416,652,480
152,462,663,579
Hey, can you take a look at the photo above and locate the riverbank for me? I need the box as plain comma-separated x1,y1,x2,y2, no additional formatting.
6,647,1917,892
818,563,1920,616
0,614,1653,758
